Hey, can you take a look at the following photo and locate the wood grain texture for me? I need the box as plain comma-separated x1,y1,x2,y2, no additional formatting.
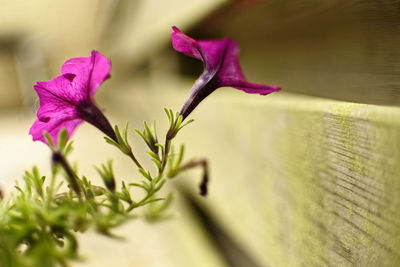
110,85,400,266
173,91,400,266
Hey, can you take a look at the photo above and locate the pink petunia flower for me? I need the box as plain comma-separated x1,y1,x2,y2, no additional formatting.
171,26,281,119
29,50,117,145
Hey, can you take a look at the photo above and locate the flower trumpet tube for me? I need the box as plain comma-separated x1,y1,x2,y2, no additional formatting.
171,26,281,120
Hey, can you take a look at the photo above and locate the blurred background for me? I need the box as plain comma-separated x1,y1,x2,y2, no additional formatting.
2,0,400,266
3,0,400,111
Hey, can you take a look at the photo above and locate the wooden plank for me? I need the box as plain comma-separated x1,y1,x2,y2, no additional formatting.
158,91,400,266
111,86,400,266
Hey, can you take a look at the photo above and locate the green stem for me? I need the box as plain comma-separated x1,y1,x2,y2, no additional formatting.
46,172,57,208
52,152,82,201
160,127,175,174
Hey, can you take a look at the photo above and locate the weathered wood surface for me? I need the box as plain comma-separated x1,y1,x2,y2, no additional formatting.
105,86,400,266
182,91,400,266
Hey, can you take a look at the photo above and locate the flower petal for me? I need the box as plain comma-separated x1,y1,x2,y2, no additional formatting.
209,39,244,80
197,39,235,73
29,117,83,145
171,26,202,61
223,80,281,95
61,50,111,99
172,27,281,120
30,51,114,146
172,27,238,75
31,76,82,145
34,75,81,121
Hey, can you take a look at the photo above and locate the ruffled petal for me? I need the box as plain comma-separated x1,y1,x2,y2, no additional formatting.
172,27,281,119
34,75,80,121
61,50,111,99
172,27,280,89
35,74,84,105
30,51,114,146
171,26,202,61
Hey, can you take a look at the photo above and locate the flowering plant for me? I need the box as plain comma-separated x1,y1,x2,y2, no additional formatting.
0,27,279,267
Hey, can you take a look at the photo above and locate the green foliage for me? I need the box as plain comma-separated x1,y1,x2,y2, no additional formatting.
164,108,194,139
136,121,159,155
95,161,116,191
0,109,206,267
167,144,185,178
104,124,132,155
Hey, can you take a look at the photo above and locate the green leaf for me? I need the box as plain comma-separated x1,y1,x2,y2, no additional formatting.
178,119,195,131
169,109,174,126
174,117,182,131
147,151,159,160
135,129,147,142
152,121,158,141
43,132,55,150
115,125,124,145
64,141,74,156
104,136,119,148
121,181,132,202
57,128,69,151
174,144,185,170
138,169,152,181
14,186,25,196
168,145,175,171
154,179,166,192
151,158,162,170
145,193,173,221
164,108,172,123
140,198,165,206
129,182,149,192
124,122,129,143
155,143,164,156
144,121,152,138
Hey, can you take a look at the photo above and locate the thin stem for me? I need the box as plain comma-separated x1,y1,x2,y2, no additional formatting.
128,151,143,169
160,117,178,174
52,152,82,201
126,192,151,212
46,172,57,208
160,134,172,174
176,159,209,196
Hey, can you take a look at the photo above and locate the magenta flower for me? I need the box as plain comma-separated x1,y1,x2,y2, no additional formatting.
29,50,117,145
171,26,280,119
